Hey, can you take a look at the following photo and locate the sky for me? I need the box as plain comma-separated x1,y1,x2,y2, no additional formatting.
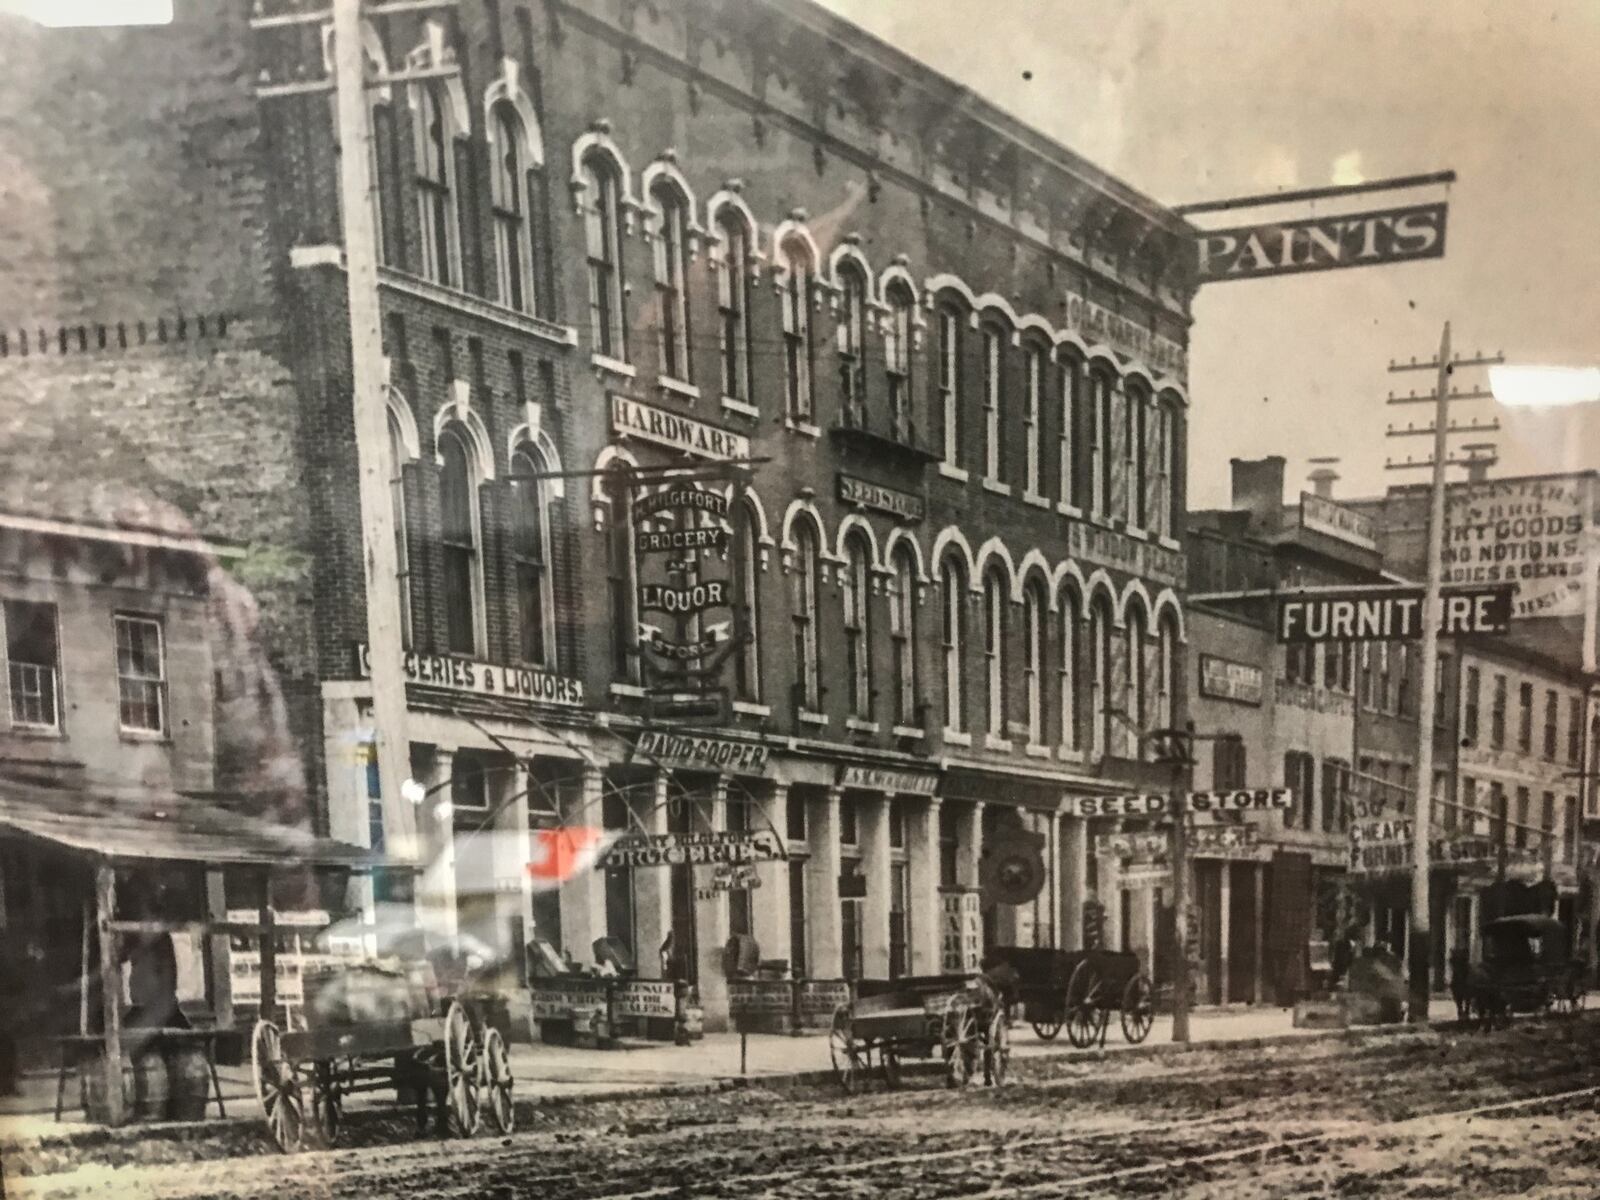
817,0,1600,509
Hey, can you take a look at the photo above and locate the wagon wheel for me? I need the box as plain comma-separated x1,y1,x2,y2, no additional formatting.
443,1000,482,1138
983,1004,1010,1087
943,1001,977,1089
306,1061,343,1149
1064,961,1102,1048
880,1047,903,1090
1031,1015,1063,1041
250,1019,305,1154
828,1005,864,1094
1120,974,1155,1045
480,1028,515,1134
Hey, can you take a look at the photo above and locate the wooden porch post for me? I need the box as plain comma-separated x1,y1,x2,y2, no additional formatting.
205,868,233,1028
95,863,124,1126
257,870,277,1022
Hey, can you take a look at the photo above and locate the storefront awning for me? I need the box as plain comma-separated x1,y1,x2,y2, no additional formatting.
0,772,383,869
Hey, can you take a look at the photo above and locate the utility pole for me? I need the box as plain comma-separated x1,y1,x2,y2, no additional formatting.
1385,326,1503,1022
253,1,463,888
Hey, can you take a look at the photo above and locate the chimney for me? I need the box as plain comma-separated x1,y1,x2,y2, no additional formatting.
1230,456,1286,535
1307,457,1340,499
1462,443,1497,484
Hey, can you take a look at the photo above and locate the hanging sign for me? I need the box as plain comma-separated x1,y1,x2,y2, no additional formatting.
1276,584,1514,644
611,394,751,460
1196,202,1448,283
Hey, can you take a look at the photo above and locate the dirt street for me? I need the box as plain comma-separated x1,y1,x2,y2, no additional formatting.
7,1018,1600,1199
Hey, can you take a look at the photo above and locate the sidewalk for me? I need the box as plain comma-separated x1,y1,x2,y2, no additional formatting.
0,996,1471,1139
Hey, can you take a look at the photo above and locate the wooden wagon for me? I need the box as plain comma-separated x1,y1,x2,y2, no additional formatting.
249,961,514,1153
827,975,1008,1093
990,946,1154,1048
1462,915,1587,1032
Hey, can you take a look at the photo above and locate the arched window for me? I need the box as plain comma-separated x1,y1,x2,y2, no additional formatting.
1091,372,1114,519
937,305,962,468
652,183,692,383
413,83,458,287
1126,604,1148,754
837,262,868,425
1023,584,1045,745
983,569,1007,739
717,209,754,402
1157,613,1178,732
1024,344,1046,497
438,426,481,655
510,446,552,666
781,236,815,420
386,411,413,648
582,153,626,359
1058,358,1079,508
1058,590,1080,750
734,501,762,701
1156,400,1178,538
889,547,917,727
490,102,535,313
604,467,636,682
1089,598,1112,756
982,324,1005,482
791,522,821,709
371,99,401,268
1127,388,1150,530
884,282,914,438
842,534,872,718
940,557,966,732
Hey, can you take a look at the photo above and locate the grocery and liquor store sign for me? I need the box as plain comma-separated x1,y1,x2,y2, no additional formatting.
1065,789,1293,818
354,645,584,706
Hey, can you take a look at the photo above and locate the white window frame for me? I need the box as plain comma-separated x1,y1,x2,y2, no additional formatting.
890,549,917,726
792,524,821,708
652,183,693,385
489,101,534,314
983,570,1006,738
842,536,872,719
781,237,815,421
114,613,167,736
412,82,461,288
717,211,754,403
941,559,965,732
938,307,961,467
438,424,487,657
1023,586,1044,744
3,599,62,732
982,326,1003,482
510,445,556,669
1058,359,1077,507
1058,593,1079,751
582,154,627,361
1023,345,1042,496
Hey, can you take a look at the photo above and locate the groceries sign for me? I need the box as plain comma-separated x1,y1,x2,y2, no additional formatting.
1196,202,1448,283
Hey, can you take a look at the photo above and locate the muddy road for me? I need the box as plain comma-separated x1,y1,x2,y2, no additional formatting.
9,1018,1600,1198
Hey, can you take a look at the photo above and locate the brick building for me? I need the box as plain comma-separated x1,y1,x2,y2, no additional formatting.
2,0,1198,1031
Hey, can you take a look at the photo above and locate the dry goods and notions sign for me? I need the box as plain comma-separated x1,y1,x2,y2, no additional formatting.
1277,585,1513,644
1442,477,1591,619
1196,202,1448,283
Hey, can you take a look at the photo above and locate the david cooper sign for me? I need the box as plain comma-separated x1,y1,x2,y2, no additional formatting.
1276,585,1513,644
1196,202,1448,283
355,645,583,706
635,729,770,773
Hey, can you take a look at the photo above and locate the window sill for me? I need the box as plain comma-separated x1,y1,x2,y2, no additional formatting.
721,396,760,420
732,700,772,717
1023,491,1051,509
942,728,972,747
785,419,822,439
1058,501,1085,518
1158,534,1182,551
892,724,926,740
845,717,880,734
937,463,970,483
591,353,637,380
609,682,646,699
6,724,65,739
981,478,1013,496
119,728,170,744
1025,742,1052,759
799,709,829,727
984,733,1014,752
657,376,701,402
1057,747,1086,765
373,265,579,347
1126,526,1149,542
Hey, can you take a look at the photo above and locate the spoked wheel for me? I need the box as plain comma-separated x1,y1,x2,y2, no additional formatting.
983,1005,1010,1087
1065,1003,1100,1049
943,1001,977,1089
828,1006,864,1094
880,1048,903,1090
1031,1016,1063,1042
480,1028,515,1134
1120,974,1155,1044
251,1020,305,1154
306,1061,343,1148
443,1001,482,1138
1063,961,1103,1048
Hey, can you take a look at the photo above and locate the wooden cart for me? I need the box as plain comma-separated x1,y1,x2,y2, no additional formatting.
827,975,1009,1093
249,994,514,1153
991,946,1154,1048
1463,915,1587,1032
